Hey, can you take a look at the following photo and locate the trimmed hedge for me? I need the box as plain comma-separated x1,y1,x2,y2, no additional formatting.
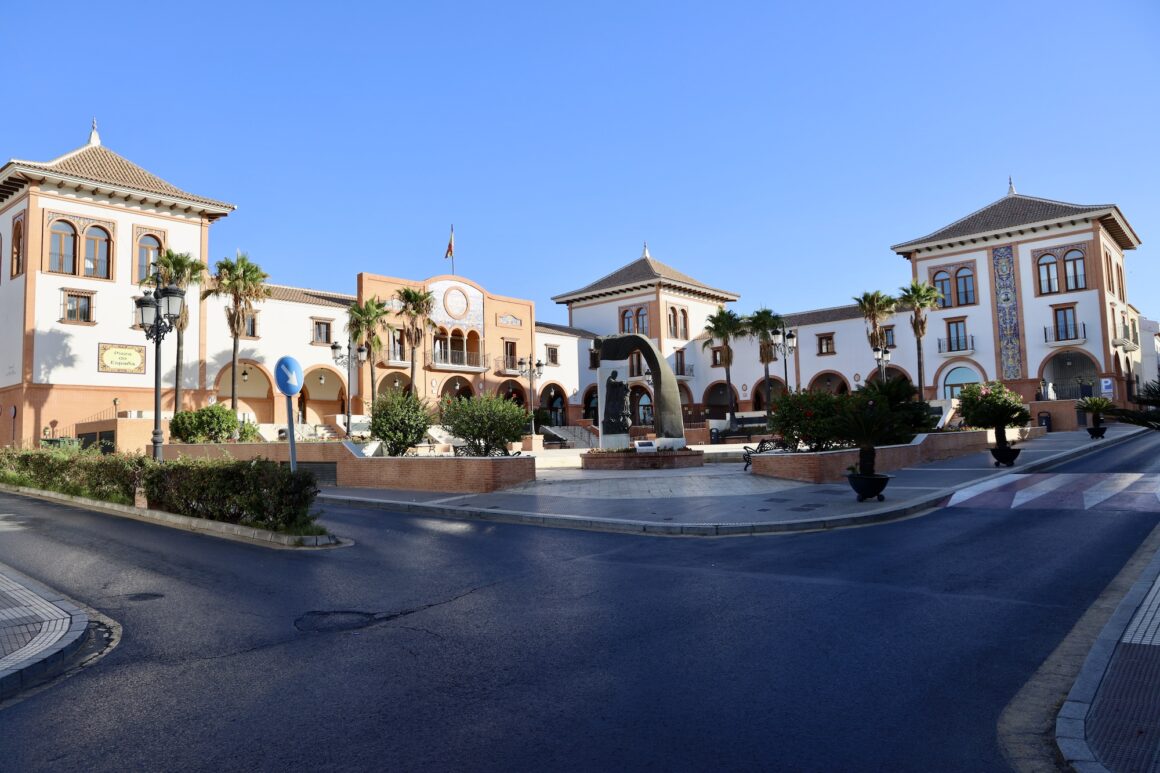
142,457,319,532
0,447,320,534
0,447,147,505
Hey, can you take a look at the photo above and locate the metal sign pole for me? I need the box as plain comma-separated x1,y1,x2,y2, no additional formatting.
285,394,297,473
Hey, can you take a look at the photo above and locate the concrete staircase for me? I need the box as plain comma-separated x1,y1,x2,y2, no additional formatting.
549,425,596,448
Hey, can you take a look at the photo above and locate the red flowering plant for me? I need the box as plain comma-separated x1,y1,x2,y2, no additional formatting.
957,381,1031,449
768,389,848,451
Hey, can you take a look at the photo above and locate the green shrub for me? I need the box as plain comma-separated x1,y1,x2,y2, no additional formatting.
768,390,848,451
856,377,936,443
0,447,148,505
1076,396,1115,427
440,394,527,456
958,381,1031,448
143,457,319,532
169,403,239,443
237,420,262,442
370,390,432,455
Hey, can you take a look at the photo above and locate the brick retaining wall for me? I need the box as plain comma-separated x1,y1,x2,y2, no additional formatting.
165,442,535,493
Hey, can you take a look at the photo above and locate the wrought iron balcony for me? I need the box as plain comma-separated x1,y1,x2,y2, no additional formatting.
494,355,520,375
1044,322,1087,347
937,335,974,355
383,346,410,365
1114,325,1140,352
427,349,487,371
674,363,695,378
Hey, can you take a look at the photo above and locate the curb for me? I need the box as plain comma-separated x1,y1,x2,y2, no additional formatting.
319,428,1149,537
1055,511,1160,771
0,563,89,702
0,483,340,549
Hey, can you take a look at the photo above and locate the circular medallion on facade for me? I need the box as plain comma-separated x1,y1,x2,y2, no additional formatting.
444,287,469,320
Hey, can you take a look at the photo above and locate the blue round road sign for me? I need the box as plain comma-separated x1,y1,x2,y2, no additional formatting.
274,356,304,397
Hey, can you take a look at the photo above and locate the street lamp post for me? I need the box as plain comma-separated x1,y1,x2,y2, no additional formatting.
770,326,797,392
331,339,368,437
135,267,186,461
517,356,545,436
872,345,892,382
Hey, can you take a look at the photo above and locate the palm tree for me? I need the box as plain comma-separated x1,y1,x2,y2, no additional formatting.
854,289,898,354
346,297,392,407
394,286,435,399
701,307,748,428
747,307,785,420
153,250,206,413
201,251,270,412
896,280,942,400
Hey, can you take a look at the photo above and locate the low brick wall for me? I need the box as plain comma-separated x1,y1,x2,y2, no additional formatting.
165,442,535,493
751,426,1046,483
581,450,705,470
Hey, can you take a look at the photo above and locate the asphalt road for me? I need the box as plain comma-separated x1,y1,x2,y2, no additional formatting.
2,433,1159,772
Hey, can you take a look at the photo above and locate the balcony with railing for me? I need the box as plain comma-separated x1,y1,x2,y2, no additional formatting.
427,348,488,372
937,334,975,355
1113,324,1140,352
383,345,410,366
673,362,695,379
494,355,520,375
1044,322,1087,347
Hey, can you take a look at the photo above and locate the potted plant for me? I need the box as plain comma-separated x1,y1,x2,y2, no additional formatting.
1076,396,1114,439
836,393,895,502
957,381,1031,467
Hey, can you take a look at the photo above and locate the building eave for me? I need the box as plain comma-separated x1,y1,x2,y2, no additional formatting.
892,211,1121,258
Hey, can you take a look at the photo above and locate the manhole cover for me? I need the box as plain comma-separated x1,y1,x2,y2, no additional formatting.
294,611,377,633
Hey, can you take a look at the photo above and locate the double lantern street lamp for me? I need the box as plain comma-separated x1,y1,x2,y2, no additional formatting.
770,326,797,391
517,357,544,436
872,345,892,382
135,269,186,461
331,340,368,437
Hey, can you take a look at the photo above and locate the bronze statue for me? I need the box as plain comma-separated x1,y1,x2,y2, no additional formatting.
602,370,632,434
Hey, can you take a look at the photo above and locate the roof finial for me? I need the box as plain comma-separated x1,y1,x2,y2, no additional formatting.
1007,176,1016,195
88,118,101,147
641,241,651,260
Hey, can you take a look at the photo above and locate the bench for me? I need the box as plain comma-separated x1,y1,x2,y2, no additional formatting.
453,445,522,457
742,439,780,471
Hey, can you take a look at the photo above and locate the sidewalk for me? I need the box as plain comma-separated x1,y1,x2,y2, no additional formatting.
320,424,1146,535
0,562,88,701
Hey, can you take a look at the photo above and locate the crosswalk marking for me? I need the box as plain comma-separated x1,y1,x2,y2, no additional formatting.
947,473,1160,513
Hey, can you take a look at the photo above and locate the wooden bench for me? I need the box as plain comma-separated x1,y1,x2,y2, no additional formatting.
742,439,780,471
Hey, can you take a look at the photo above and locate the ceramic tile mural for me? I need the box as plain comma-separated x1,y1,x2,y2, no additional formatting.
991,245,1023,379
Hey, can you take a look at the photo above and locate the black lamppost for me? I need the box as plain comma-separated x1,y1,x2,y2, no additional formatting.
518,356,545,435
331,340,368,437
135,270,186,461
872,345,892,382
770,326,797,391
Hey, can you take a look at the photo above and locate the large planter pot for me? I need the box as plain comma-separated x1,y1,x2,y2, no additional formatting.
1087,426,1108,440
990,446,1021,467
847,473,891,502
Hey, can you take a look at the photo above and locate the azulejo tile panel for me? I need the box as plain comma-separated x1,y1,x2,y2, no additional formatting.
992,245,1022,379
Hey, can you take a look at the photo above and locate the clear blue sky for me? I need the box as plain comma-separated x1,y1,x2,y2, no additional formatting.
7,1,1158,323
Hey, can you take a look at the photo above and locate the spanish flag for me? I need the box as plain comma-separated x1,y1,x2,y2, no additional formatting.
444,225,455,260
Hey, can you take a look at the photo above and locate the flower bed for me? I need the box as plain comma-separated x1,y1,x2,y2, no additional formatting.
750,427,1045,483
581,449,705,471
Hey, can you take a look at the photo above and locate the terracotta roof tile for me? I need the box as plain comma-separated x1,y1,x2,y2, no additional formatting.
535,321,599,338
553,256,738,302
892,194,1110,252
267,284,355,309
14,144,233,210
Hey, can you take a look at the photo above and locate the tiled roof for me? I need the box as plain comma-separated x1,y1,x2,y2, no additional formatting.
535,321,599,338
553,256,738,302
782,304,864,327
892,193,1112,252
11,143,234,211
267,284,355,309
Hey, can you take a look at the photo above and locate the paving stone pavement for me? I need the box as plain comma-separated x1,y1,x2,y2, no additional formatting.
0,563,89,701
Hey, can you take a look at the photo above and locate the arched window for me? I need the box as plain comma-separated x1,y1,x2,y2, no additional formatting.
943,366,981,399
668,307,678,337
11,221,23,276
621,309,633,333
137,235,161,282
636,308,648,335
1063,250,1085,291
680,309,688,339
83,226,111,279
636,392,653,426
933,271,951,307
955,268,975,305
1037,254,1059,294
629,350,644,377
49,221,77,274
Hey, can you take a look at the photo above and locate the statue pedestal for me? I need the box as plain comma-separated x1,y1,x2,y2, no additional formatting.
600,433,631,450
